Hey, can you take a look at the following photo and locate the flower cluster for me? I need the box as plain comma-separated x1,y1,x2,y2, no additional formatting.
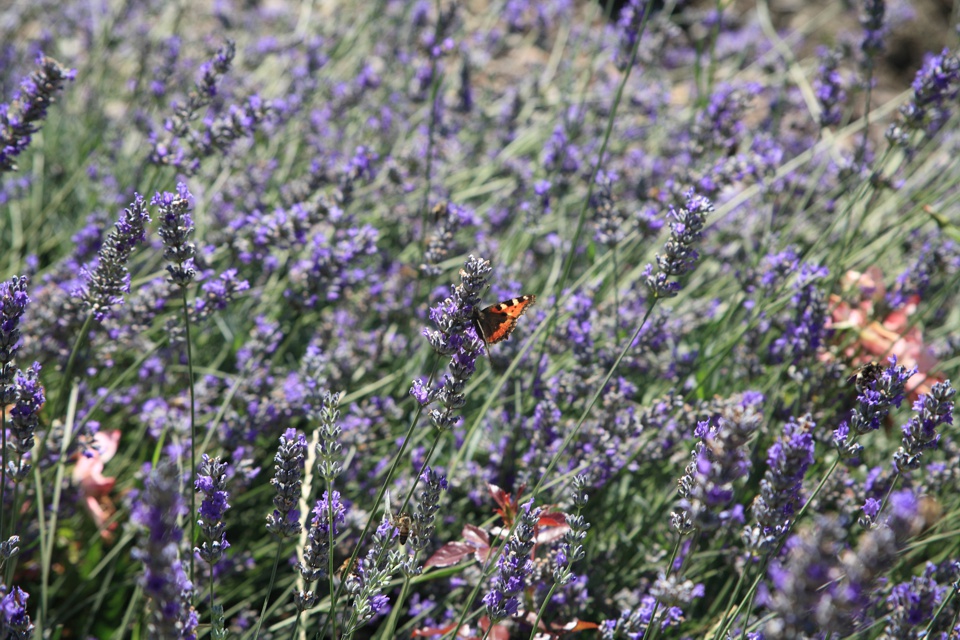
76,194,151,321
483,499,541,621
833,358,913,459
673,392,763,535
892,380,955,472
131,453,197,640
0,276,29,404
643,191,712,299
153,183,197,287
0,54,76,173
743,414,816,555
195,454,230,567
265,429,306,538
294,490,345,611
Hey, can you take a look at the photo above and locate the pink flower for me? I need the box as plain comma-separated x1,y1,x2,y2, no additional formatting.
829,269,944,399
72,430,121,540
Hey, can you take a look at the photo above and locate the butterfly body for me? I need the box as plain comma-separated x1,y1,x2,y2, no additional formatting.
472,295,537,348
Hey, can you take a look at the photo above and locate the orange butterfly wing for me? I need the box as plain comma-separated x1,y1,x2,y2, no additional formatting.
474,295,536,345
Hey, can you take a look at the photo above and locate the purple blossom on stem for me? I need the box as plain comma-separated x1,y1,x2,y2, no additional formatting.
483,499,541,621
131,454,197,640
888,48,960,146
418,255,490,428
884,562,959,638
420,201,475,277
814,46,846,127
152,183,197,287
743,414,815,554
592,172,626,248
351,517,403,625
8,364,44,482
265,429,306,538
643,190,712,299
0,276,29,404
194,454,230,567
892,380,955,472
833,357,913,459
294,490,346,611
672,392,763,535
405,467,448,561
613,0,649,70
859,0,886,71
0,53,76,173
554,474,589,587
600,595,685,639
77,194,151,321
768,262,830,364
0,586,34,640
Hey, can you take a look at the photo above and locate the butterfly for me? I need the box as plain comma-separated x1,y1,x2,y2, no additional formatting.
472,295,536,359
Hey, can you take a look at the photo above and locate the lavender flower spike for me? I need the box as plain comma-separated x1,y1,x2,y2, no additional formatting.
0,54,76,173
153,183,197,287
0,586,34,639
0,276,29,405
294,490,346,612
131,453,197,640
9,364,44,482
195,454,230,567
833,357,912,460
266,428,306,538
483,498,541,621
419,255,491,431
743,414,815,554
77,194,151,321
893,380,955,472
644,190,712,299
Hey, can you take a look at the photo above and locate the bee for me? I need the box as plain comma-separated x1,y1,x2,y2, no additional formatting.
848,361,884,392
336,557,362,596
391,511,414,545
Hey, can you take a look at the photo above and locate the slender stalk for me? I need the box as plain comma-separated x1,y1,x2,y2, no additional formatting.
316,353,442,640
180,285,198,590
252,543,285,640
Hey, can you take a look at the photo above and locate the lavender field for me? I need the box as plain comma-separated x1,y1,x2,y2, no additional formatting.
1,0,959,638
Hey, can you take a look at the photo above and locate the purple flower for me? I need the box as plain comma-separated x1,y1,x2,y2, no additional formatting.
131,454,197,640
0,54,76,173
265,429,306,538
554,475,590,586
814,46,846,127
644,190,712,299
418,255,490,429
613,0,649,70
768,262,830,364
743,414,815,554
833,357,913,459
893,380,955,472
672,392,762,534
294,490,346,611
483,499,540,621
860,0,886,68
153,183,196,287
420,201,475,277
888,48,960,146
407,467,448,554
351,517,403,625
76,194,151,321
884,562,958,638
0,586,34,640
593,172,626,248
8,363,44,482
194,454,230,567
0,276,29,404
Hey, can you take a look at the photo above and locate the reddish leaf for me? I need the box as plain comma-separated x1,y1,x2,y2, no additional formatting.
412,623,458,637
538,511,568,527
462,524,490,548
535,522,570,545
424,542,476,569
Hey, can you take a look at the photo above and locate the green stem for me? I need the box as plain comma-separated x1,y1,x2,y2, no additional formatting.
317,353,442,640
252,542,285,640
180,285,198,591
